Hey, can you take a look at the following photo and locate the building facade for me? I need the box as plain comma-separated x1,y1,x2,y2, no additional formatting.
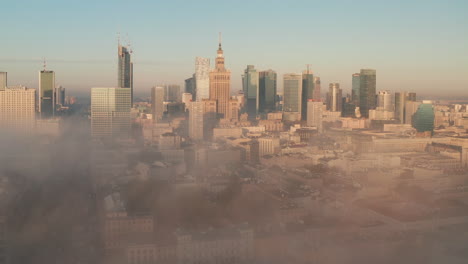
151,86,165,122
91,88,131,138
377,90,393,112
351,73,360,105
259,69,277,113
327,83,342,112
209,41,231,119
242,65,259,120
307,100,323,132
0,72,6,91
301,70,314,121
118,44,133,105
0,86,36,132
188,101,204,141
195,57,210,101
359,69,376,118
39,70,55,118
283,73,302,121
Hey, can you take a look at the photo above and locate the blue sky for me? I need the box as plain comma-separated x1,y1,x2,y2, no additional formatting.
1,0,467,98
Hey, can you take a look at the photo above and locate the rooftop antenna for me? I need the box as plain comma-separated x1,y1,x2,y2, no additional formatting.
219,32,222,48
43,58,47,71
306,64,311,74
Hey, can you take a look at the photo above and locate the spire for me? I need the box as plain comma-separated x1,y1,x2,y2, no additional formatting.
218,32,222,50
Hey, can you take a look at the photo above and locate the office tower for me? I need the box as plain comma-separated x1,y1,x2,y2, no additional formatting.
395,92,417,123
307,100,323,132
55,86,65,106
259,70,277,113
202,99,217,140
327,83,342,112
209,37,231,119
0,86,36,132
301,69,314,121
359,69,376,118
313,77,321,101
91,88,131,138
188,101,204,141
151,86,165,122
182,93,193,109
283,73,302,121
0,72,6,91
377,90,392,111
185,76,196,97
39,70,55,118
164,84,181,102
412,101,434,134
195,57,210,101
118,43,133,105
405,101,422,125
242,65,259,120
351,73,360,105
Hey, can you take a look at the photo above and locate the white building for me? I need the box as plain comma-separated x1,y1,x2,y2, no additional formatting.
151,86,165,122
307,100,323,132
188,101,204,141
0,86,36,132
377,90,393,112
195,57,210,101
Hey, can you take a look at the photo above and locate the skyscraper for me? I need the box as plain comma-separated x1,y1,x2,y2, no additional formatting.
151,86,165,122
327,83,342,112
0,86,36,132
0,72,6,91
209,37,231,119
118,43,133,105
313,77,321,101
242,65,259,120
91,88,131,138
195,57,210,101
39,70,55,119
377,90,392,111
351,73,360,105
55,86,65,107
307,100,323,132
259,70,277,113
395,92,417,123
164,84,181,102
188,101,204,141
283,73,302,121
359,69,376,118
405,101,422,125
301,69,315,121
185,76,196,97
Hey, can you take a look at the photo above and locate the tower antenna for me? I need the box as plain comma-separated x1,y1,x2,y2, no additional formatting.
43,58,47,71
306,64,311,74
219,32,222,47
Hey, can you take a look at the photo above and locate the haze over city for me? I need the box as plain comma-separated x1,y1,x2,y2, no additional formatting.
1,0,467,98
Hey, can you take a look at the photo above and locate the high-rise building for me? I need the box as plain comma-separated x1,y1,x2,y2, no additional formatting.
164,84,181,102
0,86,36,132
118,43,133,105
313,76,321,101
242,65,259,120
151,86,165,122
283,73,302,121
188,101,204,141
91,88,131,138
202,99,217,140
228,99,239,122
307,100,323,132
259,70,277,113
405,101,422,125
327,83,342,112
377,90,392,112
182,93,193,110
395,92,417,123
39,70,55,119
412,101,434,135
301,70,314,121
209,38,231,119
0,72,6,91
359,69,376,118
351,73,360,105
195,57,210,101
55,86,65,106
185,76,196,97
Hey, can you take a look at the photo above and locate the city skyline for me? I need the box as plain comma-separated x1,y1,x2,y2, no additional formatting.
0,0,467,98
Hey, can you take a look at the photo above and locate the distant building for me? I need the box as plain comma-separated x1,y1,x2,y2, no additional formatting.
395,92,417,124
181,93,192,110
91,87,131,138
359,69,376,118
405,101,422,125
259,69,277,113
195,57,210,101
209,39,231,119
351,73,360,105
258,137,280,156
118,43,133,105
413,101,435,135
39,70,55,118
313,76,321,101
0,72,6,91
327,83,342,112
0,86,36,132
151,86,165,122
301,69,314,121
184,76,195,97
283,73,302,121
307,100,323,132
55,86,65,106
188,101,204,141
159,132,181,150
242,65,259,120
377,90,392,112
164,84,181,102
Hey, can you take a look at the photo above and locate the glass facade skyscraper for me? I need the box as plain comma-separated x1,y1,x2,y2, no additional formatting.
351,73,360,105
259,70,277,113
283,73,302,121
359,69,376,118
301,70,314,121
39,70,55,119
195,57,210,102
118,44,133,105
242,65,259,120
413,102,434,134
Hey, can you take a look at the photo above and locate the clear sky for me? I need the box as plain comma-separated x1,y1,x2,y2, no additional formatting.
1,0,467,98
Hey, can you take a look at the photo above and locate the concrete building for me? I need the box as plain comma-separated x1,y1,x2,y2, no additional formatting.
188,101,204,141
39,70,55,118
242,65,259,120
377,90,393,112
307,100,323,132
405,101,422,125
283,73,302,121
259,137,280,156
209,39,231,119
327,83,342,112
91,88,131,138
259,69,277,113
395,92,417,124
359,69,376,118
118,43,133,105
151,86,165,122
0,72,6,91
195,57,210,101
313,76,321,101
0,86,36,132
